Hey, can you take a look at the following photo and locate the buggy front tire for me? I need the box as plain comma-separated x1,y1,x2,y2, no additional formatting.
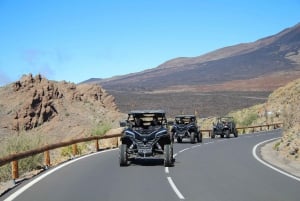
164,144,173,167
225,130,230,138
119,144,128,166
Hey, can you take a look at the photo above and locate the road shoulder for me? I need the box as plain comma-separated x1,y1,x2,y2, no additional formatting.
260,139,300,178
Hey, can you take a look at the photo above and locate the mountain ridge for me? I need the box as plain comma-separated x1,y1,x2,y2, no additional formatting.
83,22,300,92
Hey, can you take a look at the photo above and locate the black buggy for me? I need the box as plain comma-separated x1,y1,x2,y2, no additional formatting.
119,110,174,167
171,115,202,143
211,117,238,138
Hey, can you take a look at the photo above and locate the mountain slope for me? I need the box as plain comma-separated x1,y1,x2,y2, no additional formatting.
86,23,300,92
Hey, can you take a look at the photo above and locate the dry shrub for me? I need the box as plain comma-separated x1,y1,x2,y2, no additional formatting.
0,133,44,182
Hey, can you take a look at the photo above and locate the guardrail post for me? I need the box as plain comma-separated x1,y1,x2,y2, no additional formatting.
95,139,99,151
72,144,78,156
260,126,262,131
252,128,255,133
11,160,19,180
44,150,51,168
267,125,270,130
243,129,246,134
116,137,119,147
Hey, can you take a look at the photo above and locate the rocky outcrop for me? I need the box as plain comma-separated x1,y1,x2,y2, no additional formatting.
3,74,119,132
12,74,60,131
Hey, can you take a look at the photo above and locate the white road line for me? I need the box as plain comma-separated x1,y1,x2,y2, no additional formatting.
167,177,185,200
4,149,118,201
252,138,300,182
204,141,214,145
165,167,169,174
179,148,190,153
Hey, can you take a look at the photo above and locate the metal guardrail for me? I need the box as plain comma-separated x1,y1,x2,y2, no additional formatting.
0,133,121,180
0,122,283,180
200,122,283,137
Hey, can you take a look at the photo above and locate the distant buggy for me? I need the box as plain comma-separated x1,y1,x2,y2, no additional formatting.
211,117,238,138
171,115,202,143
119,110,174,167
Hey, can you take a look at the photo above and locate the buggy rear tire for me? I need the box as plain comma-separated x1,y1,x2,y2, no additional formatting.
164,144,173,167
119,144,128,166
211,131,215,139
177,137,182,143
190,132,196,144
234,129,238,137
198,132,203,143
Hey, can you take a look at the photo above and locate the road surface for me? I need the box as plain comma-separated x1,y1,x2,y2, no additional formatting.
2,129,300,201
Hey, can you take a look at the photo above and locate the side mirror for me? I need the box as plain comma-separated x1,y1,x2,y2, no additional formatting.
119,121,127,127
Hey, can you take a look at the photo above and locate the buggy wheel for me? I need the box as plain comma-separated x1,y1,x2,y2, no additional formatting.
190,132,196,144
225,130,230,138
177,137,182,143
234,129,238,137
164,144,173,167
119,144,128,166
198,132,203,143
211,131,215,139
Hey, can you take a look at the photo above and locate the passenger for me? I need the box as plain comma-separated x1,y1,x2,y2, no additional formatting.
151,116,160,126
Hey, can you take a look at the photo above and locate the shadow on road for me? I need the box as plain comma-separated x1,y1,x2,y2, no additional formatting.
129,158,164,166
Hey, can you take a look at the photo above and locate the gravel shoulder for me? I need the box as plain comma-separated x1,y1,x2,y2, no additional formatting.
260,139,300,178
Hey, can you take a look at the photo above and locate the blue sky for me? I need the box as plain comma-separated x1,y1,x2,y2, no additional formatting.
0,0,300,85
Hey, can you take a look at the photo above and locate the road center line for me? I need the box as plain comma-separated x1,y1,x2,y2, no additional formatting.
165,167,169,174
167,177,185,200
252,138,300,182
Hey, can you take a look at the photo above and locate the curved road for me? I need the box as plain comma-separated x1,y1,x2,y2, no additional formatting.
2,130,300,201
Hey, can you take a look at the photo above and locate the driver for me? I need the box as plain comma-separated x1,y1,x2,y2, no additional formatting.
135,116,143,127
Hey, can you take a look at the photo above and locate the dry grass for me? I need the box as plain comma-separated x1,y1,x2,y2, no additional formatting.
0,132,45,182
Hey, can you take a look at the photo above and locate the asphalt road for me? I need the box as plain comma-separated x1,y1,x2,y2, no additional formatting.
2,130,300,201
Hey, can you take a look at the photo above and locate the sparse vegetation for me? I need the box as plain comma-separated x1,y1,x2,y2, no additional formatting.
60,143,87,158
237,111,259,126
91,123,112,137
0,133,44,182
274,141,281,151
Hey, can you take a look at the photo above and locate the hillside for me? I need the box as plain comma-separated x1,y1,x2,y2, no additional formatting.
81,23,300,117
266,78,300,161
223,78,300,162
0,74,123,144
86,23,300,92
